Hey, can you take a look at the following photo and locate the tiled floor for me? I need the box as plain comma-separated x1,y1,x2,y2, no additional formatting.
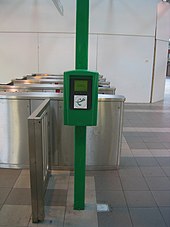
0,77,170,226
0,170,98,227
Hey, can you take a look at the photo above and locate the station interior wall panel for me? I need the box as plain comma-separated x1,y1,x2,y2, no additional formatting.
0,0,169,103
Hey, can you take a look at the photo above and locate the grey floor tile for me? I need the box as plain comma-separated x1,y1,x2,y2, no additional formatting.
123,132,140,137
156,157,170,167
5,188,31,205
121,148,133,157
51,170,70,176
120,176,149,191
142,137,161,143
20,169,30,175
150,149,170,157
137,132,156,137
28,206,65,227
118,167,142,177
0,188,11,204
0,204,31,226
162,142,170,149
140,166,166,177
152,191,170,206
131,149,153,157
45,189,67,206
145,176,170,190
124,191,156,208
120,157,138,167
85,176,96,191
14,173,30,188
0,169,21,188
157,133,170,142
145,142,166,149
47,173,69,190
96,190,126,208
86,170,119,177
95,176,122,191
123,121,132,127
135,157,159,167
0,169,21,176
64,204,98,227
159,207,170,227
162,166,170,176
128,122,149,128
130,207,167,227
127,142,148,149
125,137,144,143
98,208,132,227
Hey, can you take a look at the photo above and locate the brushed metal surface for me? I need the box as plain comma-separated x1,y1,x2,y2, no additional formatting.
28,75,64,80
0,99,30,166
87,101,124,168
57,101,74,166
0,84,63,92
0,92,124,101
0,92,63,100
13,79,64,84
28,99,51,222
0,84,114,94
26,73,103,79
0,93,125,169
12,79,63,85
56,100,124,169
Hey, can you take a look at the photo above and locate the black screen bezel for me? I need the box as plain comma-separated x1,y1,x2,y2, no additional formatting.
70,77,92,110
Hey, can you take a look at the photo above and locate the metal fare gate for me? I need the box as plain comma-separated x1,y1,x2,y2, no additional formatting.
28,98,51,222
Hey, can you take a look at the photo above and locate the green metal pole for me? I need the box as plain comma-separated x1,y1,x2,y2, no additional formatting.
74,126,86,209
75,0,89,70
74,0,89,210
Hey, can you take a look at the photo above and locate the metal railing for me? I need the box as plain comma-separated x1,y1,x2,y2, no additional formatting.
28,98,51,223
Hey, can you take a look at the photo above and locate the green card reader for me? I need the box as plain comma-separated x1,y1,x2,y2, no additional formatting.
64,70,99,126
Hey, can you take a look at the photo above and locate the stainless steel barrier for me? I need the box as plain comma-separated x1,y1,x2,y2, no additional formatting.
27,73,63,79
0,84,63,93
0,93,124,170
0,84,115,94
56,95,125,170
98,87,116,94
28,98,51,223
27,75,64,80
26,73,103,79
12,75,110,86
13,79,64,85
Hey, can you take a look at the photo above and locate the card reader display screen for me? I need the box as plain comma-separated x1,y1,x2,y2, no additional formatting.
74,80,88,92
70,77,92,110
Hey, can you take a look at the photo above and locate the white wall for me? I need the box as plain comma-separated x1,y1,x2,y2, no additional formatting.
0,0,169,103
90,0,158,36
0,0,76,82
156,2,170,41
97,35,154,103
151,2,170,102
0,0,76,33
0,33,38,83
89,0,159,102
38,34,75,74
152,40,169,102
